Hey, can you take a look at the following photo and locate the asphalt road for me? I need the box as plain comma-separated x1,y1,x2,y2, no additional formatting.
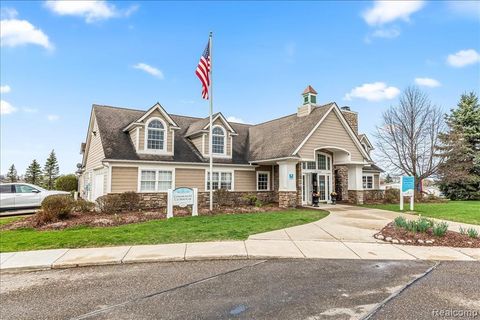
1,259,479,320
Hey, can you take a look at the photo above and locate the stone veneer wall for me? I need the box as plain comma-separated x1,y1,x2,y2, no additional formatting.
334,165,349,201
278,191,298,208
341,110,358,134
134,191,278,210
347,190,364,205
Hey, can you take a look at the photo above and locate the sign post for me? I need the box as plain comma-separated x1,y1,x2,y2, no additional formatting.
167,187,198,219
400,176,414,211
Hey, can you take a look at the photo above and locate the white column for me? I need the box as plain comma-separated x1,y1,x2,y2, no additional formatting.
278,160,298,192
347,164,364,190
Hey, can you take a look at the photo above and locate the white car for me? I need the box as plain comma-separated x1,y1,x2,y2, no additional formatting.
0,183,70,212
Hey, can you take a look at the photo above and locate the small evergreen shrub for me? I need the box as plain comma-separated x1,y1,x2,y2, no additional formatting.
96,194,122,213
254,199,263,207
72,199,95,213
432,222,449,237
467,228,478,239
120,191,140,211
40,195,74,220
242,194,258,206
54,174,78,192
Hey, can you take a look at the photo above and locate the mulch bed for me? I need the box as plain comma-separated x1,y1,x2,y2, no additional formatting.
1,204,285,231
376,222,480,248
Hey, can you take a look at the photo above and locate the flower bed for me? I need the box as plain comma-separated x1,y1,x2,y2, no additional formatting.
375,216,480,248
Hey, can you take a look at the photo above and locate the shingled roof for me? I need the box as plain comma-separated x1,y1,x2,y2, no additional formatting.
91,102,357,165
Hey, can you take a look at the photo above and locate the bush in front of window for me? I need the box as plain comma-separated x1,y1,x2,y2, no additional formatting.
214,188,232,207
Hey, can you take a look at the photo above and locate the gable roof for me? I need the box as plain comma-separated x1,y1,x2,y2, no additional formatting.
359,134,374,149
248,103,333,161
94,105,250,164
184,112,237,137
122,102,179,132
88,101,373,166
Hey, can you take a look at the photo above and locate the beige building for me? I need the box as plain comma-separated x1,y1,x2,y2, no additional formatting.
79,86,383,207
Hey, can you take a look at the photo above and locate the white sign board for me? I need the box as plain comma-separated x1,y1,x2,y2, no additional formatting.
167,187,198,218
400,176,414,211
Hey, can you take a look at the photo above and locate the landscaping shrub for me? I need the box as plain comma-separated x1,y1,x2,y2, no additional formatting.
384,189,400,204
394,216,407,229
432,222,449,237
119,191,140,211
72,199,95,213
459,226,467,235
214,188,232,207
40,195,74,220
54,174,78,192
242,194,258,206
96,194,122,213
467,228,479,239
405,220,419,233
417,218,433,233
254,199,263,207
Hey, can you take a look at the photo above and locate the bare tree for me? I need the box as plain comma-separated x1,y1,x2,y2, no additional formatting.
374,87,445,191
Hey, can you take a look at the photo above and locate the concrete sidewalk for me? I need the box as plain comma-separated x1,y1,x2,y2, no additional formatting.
1,205,479,272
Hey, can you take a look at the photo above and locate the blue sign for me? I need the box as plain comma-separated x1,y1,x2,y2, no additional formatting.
172,187,194,207
288,173,294,180
401,176,414,195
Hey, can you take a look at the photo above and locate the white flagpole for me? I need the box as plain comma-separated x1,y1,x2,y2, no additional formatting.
208,32,213,211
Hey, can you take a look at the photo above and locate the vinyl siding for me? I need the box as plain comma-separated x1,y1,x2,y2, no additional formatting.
111,166,138,193
298,110,364,162
190,135,204,155
129,128,138,150
175,168,205,191
85,116,106,172
234,170,256,191
203,133,232,157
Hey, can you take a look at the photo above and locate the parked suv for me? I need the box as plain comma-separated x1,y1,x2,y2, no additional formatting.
0,183,70,212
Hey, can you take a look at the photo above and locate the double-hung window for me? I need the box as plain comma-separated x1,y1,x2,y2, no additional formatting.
362,175,373,189
140,169,173,192
207,171,232,190
257,171,270,191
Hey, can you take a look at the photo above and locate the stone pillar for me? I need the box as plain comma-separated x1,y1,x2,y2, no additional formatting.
277,160,299,207
346,164,364,204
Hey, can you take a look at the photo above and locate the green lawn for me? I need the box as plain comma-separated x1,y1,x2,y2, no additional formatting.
362,201,480,225
0,209,328,252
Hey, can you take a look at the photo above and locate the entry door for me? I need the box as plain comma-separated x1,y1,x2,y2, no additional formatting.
93,174,104,200
318,175,326,201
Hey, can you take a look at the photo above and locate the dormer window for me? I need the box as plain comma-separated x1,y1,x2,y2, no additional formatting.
147,118,165,150
212,126,225,154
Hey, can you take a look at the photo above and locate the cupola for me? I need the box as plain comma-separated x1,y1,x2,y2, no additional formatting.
297,85,318,117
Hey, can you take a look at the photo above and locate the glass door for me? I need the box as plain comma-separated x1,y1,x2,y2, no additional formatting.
318,175,326,201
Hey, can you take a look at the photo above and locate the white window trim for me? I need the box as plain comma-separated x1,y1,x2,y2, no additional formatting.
256,171,270,191
204,168,235,191
211,125,227,156
137,166,175,193
312,151,332,173
362,173,374,190
143,117,168,154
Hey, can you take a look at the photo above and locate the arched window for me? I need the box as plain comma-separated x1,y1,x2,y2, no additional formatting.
212,126,225,154
147,119,165,150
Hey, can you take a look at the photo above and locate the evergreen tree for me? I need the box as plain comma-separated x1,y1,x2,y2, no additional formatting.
25,160,43,185
384,174,393,184
43,150,60,190
6,164,18,182
438,92,480,200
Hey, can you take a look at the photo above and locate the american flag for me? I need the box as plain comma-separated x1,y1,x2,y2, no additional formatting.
195,41,211,99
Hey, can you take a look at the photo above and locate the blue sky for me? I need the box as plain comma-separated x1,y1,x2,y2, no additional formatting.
1,1,479,174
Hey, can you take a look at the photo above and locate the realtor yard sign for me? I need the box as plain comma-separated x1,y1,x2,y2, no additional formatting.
400,176,414,211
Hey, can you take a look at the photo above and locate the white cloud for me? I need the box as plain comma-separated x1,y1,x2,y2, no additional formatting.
0,85,11,93
447,49,480,67
1,17,53,50
414,77,441,88
364,27,401,43
1,100,17,115
344,82,400,102
47,114,60,121
45,1,138,23
226,116,245,124
133,63,164,79
362,0,425,26
1,7,18,19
